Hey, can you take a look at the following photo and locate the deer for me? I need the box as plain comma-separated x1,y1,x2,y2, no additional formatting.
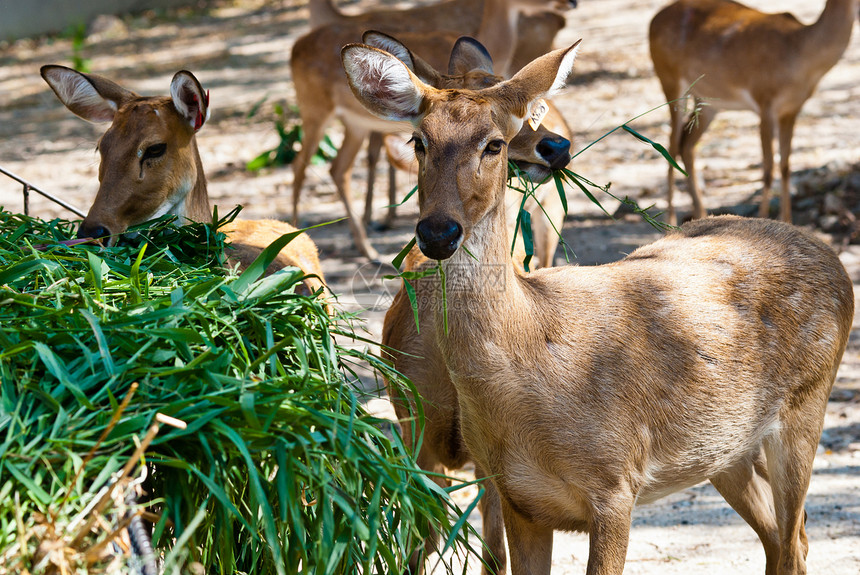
308,0,574,79
358,32,572,575
40,65,327,298
343,40,855,575
290,0,574,261
649,0,859,225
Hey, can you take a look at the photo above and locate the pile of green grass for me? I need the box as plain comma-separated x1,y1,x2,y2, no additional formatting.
0,209,476,574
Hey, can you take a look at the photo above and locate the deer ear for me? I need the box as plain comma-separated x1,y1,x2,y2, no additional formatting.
170,70,209,131
448,37,494,76
41,65,137,123
341,44,429,123
486,41,579,130
508,41,580,99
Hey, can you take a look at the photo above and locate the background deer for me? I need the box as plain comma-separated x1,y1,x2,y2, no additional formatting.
649,0,859,225
290,0,572,261
343,41,854,575
40,66,326,297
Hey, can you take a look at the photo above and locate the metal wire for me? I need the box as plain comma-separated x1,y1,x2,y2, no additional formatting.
0,164,86,218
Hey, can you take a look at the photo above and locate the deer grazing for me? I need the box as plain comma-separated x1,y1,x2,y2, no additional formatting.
40,66,326,297
343,40,854,575
649,0,859,225
290,0,573,261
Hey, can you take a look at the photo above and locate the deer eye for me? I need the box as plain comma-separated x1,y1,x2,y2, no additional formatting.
409,135,425,155
484,140,504,156
141,143,167,162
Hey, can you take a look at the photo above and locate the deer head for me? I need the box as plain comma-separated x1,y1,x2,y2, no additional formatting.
41,66,211,244
342,41,579,260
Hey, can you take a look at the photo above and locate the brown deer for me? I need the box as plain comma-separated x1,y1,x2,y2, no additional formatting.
362,32,571,575
40,65,326,297
343,41,854,575
649,0,859,225
290,0,573,261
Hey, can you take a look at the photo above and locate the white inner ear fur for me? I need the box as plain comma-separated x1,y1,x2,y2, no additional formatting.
346,49,424,121
50,72,117,122
170,74,205,128
549,44,579,95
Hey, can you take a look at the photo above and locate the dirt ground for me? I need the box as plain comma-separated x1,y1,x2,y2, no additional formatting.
1,0,858,572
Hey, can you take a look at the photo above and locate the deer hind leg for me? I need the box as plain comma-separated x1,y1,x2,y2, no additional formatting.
665,93,685,226
330,123,379,260
679,100,717,221
475,464,507,575
364,132,384,227
710,448,781,575
762,410,824,575
776,113,798,223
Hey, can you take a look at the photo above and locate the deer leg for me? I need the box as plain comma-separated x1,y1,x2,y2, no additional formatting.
364,132,384,227
384,160,398,229
475,464,507,575
710,448,780,575
330,124,379,261
762,410,823,575
758,111,777,219
777,113,798,223
501,499,553,575
585,498,634,575
292,111,333,227
679,101,717,221
406,451,449,575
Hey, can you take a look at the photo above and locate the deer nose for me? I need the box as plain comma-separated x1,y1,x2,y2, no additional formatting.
416,217,463,261
536,136,571,170
77,222,111,242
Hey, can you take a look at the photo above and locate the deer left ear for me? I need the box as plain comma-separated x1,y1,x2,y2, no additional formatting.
341,44,429,124
170,70,209,132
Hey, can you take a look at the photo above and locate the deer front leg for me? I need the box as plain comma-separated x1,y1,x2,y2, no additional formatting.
500,498,553,575
475,464,507,574
584,498,634,575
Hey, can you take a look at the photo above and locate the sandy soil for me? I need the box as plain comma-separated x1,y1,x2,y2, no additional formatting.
0,0,858,572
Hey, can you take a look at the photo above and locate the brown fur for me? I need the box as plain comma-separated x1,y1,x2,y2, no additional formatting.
40,66,326,300
649,0,859,224
346,43,854,575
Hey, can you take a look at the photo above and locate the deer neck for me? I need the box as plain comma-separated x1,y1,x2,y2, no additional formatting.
432,186,535,370
802,0,857,70
474,0,523,77
180,139,212,223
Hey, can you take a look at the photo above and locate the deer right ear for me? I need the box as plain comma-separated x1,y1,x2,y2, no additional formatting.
171,70,209,132
341,44,428,123
40,65,134,123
